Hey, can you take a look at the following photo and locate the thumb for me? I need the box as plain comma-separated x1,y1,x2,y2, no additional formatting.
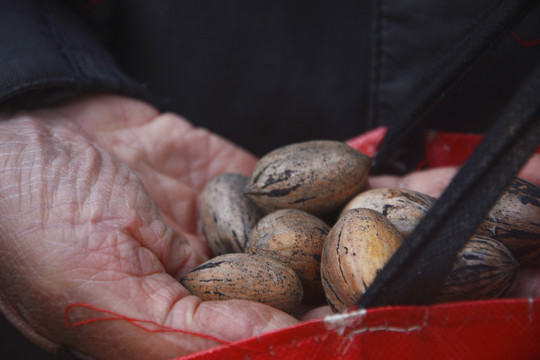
63,281,298,359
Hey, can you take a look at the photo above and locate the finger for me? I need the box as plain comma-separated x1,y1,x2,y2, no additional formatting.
3,235,296,359
518,153,540,186
507,267,540,298
369,153,539,198
369,166,459,198
59,274,298,359
300,306,333,321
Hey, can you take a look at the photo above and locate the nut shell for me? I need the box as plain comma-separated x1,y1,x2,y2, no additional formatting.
436,235,519,302
247,209,330,304
180,253,303,313
199,173,263,255
321,208,403,313
475,178,540,266
341,188,435,237
245,140,372,216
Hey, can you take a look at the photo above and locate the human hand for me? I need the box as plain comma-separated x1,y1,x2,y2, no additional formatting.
0,94,298,359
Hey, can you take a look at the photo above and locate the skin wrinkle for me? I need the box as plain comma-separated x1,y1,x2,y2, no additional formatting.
138,114,194,174
149,223,195,279
63,149,182,281
170,237,198,279
81,231,167,279
83,118,198,237
100,111,249,192
1,117,178,281
190,300,282,342
74,146,105,221
182,128,217,189
137,274,191,323
51,105,254,239
134,161,199,234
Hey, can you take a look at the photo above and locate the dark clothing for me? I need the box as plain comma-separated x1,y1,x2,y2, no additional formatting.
2,1,539,157
0,1,539,358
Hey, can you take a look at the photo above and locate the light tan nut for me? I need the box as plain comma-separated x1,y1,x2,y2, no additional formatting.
245,140,372,216
246,209,330,304
341,188,435,237
321,208,403,313
436,235,519,302
475,178,540,266
180,253,303,313
199,173,263,256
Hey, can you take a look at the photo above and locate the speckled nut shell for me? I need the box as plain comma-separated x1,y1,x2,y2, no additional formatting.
246,209,330,304
474,178,540,266
436,235,519,303
180,253,303,313
321,208,403,313
341,188,435,237
199,173,263,256
245,140,372,216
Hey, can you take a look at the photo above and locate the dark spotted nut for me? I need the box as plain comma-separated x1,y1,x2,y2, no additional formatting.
436,235,519,303
246,209,330,304
180,253,303,313
321,208,403,313
475,178,540,266
341,187,435,237
245,140,372,216
199,173,263,256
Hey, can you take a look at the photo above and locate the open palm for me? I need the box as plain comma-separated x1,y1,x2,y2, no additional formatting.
0,95,297,359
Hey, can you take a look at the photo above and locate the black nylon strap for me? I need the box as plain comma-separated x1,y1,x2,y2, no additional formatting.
357,61,540,308
371,0,539,173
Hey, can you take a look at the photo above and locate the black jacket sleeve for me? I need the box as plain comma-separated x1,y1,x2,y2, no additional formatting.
0,0,152,110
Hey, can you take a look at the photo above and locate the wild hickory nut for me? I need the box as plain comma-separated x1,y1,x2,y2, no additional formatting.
321,208,403,313
474,178,540,266
199,173,263,255
436,234,519,303
244,140,372,216
180,253,303,313
341,188,435,237
246,209,330,304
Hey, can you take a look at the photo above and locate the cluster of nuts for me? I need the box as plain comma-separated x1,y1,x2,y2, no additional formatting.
180,140,540,313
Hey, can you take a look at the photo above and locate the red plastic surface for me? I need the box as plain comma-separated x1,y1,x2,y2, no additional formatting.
345,126,387,157
179,299,540,360
423,130,540,168
177,128,540,360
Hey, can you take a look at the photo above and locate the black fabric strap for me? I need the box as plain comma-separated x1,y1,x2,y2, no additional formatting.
357,61,540,308
371,0,539,173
